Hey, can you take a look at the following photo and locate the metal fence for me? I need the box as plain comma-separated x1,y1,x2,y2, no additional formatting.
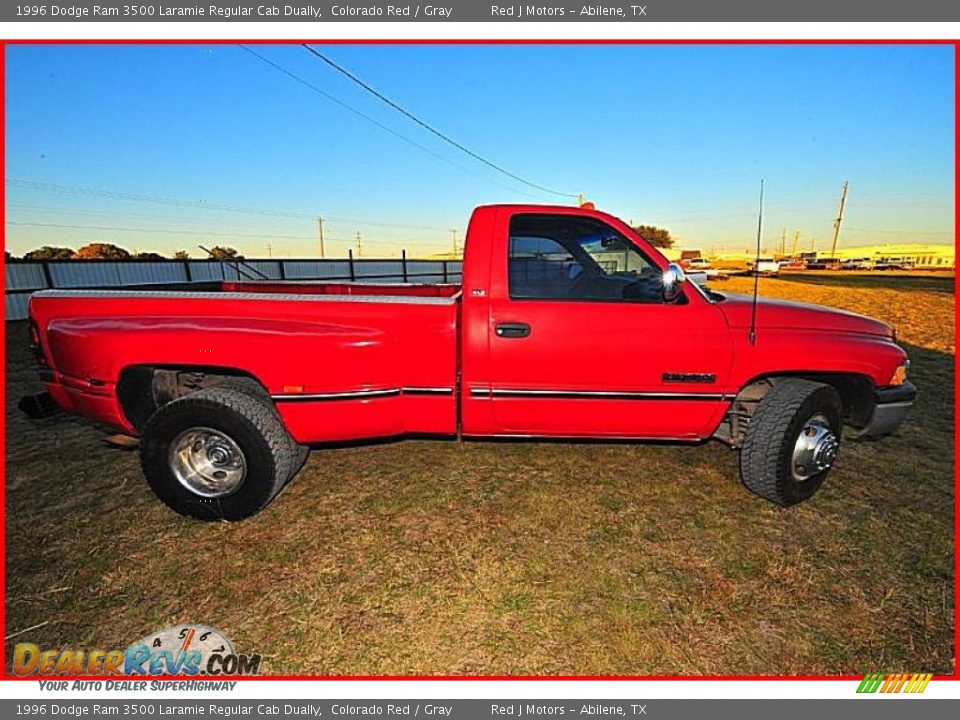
4,254,464,321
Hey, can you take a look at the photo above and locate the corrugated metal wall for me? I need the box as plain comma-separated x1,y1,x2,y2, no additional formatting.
5,259,464,320
187,261,227,282
5,263,46,292
279,260,346,280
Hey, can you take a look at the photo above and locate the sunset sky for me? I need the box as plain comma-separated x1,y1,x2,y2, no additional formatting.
4,43,954,258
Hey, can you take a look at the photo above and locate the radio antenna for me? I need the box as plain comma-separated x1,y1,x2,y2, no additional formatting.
749,179,764,346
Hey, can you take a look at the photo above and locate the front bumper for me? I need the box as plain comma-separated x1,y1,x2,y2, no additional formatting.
851,380,917,440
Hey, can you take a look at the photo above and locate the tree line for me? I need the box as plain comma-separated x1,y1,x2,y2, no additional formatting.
8,244,242,261
632,225,673,249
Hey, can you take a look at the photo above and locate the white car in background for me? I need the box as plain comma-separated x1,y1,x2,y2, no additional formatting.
685,257,720,279
749,258,781,276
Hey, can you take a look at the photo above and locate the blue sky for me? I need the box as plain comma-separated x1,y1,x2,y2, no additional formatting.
4,43,955,258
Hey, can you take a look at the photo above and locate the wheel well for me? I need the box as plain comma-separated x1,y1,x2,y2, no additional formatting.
713,372,875,447
116,365,271,431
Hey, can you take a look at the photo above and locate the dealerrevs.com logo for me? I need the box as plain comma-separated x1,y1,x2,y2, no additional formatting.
12,624,261,677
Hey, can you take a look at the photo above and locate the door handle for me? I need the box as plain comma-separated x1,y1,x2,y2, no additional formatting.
495,322,531,339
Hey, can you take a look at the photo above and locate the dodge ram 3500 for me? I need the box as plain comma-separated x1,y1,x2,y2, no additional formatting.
24,204,916,520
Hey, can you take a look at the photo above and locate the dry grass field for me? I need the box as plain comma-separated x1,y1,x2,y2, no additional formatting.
4,271,955,676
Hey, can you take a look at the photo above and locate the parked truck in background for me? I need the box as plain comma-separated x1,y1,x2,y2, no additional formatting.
24,204,916,520
841,258,875,270
748,257,781,276
876,257,917,271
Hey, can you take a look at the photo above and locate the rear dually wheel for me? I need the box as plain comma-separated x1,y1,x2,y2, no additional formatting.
140,386,294,520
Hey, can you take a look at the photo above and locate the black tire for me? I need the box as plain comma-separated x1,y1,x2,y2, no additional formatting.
739,379,842,507
209,377,310,483
288,442,310,480
140,387,293,520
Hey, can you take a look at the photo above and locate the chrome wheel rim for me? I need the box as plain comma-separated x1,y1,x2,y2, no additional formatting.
791,413,839,482
168,427,246,498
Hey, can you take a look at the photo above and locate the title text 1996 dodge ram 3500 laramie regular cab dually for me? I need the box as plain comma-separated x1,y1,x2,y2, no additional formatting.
24,204,916,520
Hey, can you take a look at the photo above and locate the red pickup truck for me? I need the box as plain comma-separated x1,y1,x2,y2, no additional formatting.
24,204,915,520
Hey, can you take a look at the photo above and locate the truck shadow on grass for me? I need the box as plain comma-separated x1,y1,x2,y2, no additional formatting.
3,322,954,677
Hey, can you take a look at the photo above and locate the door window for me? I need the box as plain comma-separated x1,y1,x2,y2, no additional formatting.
508,214,662,302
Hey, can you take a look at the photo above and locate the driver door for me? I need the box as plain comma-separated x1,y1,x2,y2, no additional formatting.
485,212,733,439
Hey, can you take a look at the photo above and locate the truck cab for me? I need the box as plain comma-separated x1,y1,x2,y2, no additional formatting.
459,206,735,440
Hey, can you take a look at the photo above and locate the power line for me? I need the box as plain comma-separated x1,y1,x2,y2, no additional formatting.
5,220,319,241
301,44,579,199
5,200,457,242
6,202,225,225
5,220,453,249
9,178,312,219
239,45,541,201
6,177,450,232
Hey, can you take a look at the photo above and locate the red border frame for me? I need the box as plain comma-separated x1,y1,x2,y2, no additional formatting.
0,36,956,684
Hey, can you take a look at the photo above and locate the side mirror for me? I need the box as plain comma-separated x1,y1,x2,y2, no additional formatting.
662,262,687,302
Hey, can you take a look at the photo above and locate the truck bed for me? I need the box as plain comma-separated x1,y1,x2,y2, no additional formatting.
29,282,463,444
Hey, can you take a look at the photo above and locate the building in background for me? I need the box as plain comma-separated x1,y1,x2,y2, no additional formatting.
680,243,954,270
827,243,955,268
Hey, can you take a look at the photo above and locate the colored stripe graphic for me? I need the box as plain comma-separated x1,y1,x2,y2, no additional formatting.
857,673,932,693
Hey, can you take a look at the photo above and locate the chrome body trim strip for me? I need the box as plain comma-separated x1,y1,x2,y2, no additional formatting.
469,388,733,401
401,387,455,396
272,388,401,402
272,386,455,402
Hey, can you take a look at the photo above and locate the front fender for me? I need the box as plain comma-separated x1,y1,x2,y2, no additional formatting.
725,329,908,394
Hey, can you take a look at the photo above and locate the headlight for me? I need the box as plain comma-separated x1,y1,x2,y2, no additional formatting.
890,360,910,386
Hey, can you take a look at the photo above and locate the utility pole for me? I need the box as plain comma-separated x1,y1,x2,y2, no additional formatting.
450,229,459,257
355,230,362,259
811,236,817,253
316,217,325,259
780,228,786,256
267,242,273,258
830,180,849,258
792,230,800,255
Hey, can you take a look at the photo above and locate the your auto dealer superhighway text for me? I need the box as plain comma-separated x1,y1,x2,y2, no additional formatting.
38,5,454,18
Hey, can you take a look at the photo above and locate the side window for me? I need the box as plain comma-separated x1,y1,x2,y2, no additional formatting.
508,214,663,302
509,234,586,299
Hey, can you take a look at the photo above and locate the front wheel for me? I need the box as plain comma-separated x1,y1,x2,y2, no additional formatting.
140,387,294,520
739,379,842,506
